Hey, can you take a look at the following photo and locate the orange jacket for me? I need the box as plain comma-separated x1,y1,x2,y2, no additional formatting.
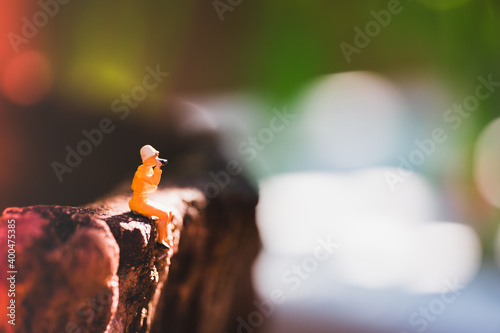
131,165,162,200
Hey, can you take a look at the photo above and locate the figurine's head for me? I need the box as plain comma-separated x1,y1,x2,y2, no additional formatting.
140,145,159,166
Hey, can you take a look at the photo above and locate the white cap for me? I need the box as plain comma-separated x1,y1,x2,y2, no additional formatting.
140,145,159,161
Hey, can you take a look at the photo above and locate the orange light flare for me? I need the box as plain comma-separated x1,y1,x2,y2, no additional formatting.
1,1,53,106
1,49,54,106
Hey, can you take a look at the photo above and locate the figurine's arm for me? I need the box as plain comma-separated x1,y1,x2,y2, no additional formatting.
150,167,162,185
135,166,162,186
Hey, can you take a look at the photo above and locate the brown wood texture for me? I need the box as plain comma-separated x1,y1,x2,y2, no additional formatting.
1,176,261,333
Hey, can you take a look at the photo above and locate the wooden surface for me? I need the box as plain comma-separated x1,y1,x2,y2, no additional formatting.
0,180,261,333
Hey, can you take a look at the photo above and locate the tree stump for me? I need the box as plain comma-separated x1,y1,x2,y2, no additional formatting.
0,181,260,333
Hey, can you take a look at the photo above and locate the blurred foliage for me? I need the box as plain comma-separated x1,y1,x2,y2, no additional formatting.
9,0,494,115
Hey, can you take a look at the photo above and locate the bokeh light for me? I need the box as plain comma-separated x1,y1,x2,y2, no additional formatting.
2,50,53,106
474,118,500,209
256,169,438,255
294,72,407,169
66,61,137,103
256,169,481,294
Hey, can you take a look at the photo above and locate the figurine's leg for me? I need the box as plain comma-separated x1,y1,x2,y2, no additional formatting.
148,202,178,248
131,200,171,248
157,214,169,248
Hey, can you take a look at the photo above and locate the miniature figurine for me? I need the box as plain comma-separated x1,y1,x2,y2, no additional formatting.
129,145,174,249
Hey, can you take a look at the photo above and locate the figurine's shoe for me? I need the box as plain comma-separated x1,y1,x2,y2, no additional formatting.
156,241,170,250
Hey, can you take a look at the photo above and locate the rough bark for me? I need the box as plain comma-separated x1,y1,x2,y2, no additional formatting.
0,182,260,333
